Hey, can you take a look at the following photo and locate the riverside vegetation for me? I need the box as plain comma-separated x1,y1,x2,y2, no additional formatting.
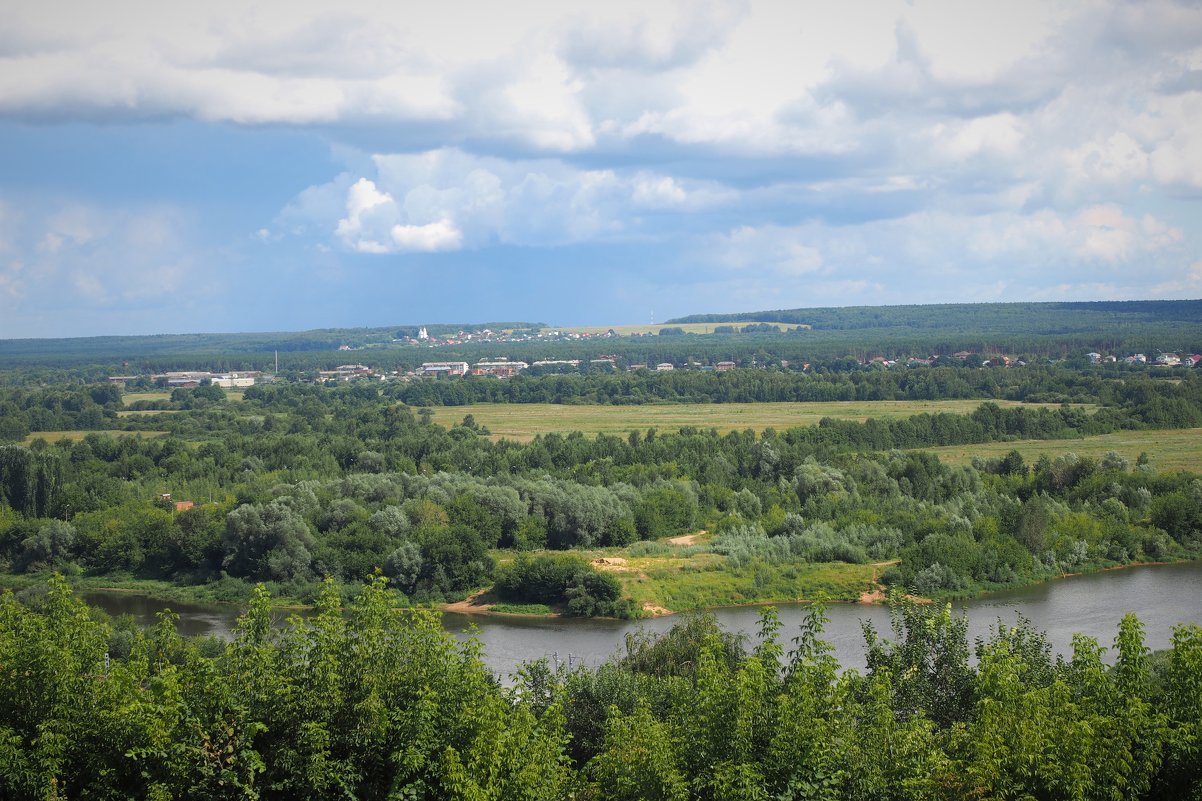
1,575,1200,799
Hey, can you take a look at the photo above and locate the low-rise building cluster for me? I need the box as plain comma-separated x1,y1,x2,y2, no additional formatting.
1091,352,1201,366
322,348,1201,386
110,346,1200,392
318,364,374,381
108,371,263,389
397,327,618,348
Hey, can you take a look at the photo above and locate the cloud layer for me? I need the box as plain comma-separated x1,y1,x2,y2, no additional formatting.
1,0,1200,335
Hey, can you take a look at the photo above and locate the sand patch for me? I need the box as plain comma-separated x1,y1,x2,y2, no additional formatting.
667,530,706,546
859,587,886,604
443,590,494,614
592,557,631,572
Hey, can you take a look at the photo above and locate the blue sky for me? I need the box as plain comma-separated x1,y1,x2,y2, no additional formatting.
2,0,1201,338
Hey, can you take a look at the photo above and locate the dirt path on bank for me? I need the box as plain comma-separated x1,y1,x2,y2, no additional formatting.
443,590,494,614
667,530,707,546
859,560,900,604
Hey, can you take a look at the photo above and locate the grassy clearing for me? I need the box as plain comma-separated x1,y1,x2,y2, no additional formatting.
430,400,1086,442
921,427,1202,474
120,389,243,404
492,540,877,614
122,391,173,403
615,555,877,612
23,430,169,446
115,390,244,416
546,320,805,335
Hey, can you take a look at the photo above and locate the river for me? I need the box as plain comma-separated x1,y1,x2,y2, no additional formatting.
83,561,1202,677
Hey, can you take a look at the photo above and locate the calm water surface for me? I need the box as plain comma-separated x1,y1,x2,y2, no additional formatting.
83,561,1202,677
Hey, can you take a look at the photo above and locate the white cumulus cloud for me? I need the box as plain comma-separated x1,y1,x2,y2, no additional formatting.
335,177,398,252
288,148,734,254
390,219,462,252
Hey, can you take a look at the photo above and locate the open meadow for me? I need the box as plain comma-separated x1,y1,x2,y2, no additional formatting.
921,427,1202,473
429,399,1087,441
611,553,879,612
122,389,245,404
121,391,173,403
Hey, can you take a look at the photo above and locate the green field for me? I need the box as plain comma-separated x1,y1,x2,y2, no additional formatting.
121,389,244,404
23,430,169,445
121,391,173,403
922,428,1202,473
430,400,1085,441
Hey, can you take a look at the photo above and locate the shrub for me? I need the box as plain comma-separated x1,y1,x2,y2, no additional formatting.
494,553,635,618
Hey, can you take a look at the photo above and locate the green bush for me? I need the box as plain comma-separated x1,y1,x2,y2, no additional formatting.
494,553,635,618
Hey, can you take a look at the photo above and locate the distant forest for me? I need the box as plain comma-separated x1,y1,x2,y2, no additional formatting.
0,321,542,361
669,299,1202,330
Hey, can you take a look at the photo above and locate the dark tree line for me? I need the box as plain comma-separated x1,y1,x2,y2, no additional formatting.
671,298,1202,331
